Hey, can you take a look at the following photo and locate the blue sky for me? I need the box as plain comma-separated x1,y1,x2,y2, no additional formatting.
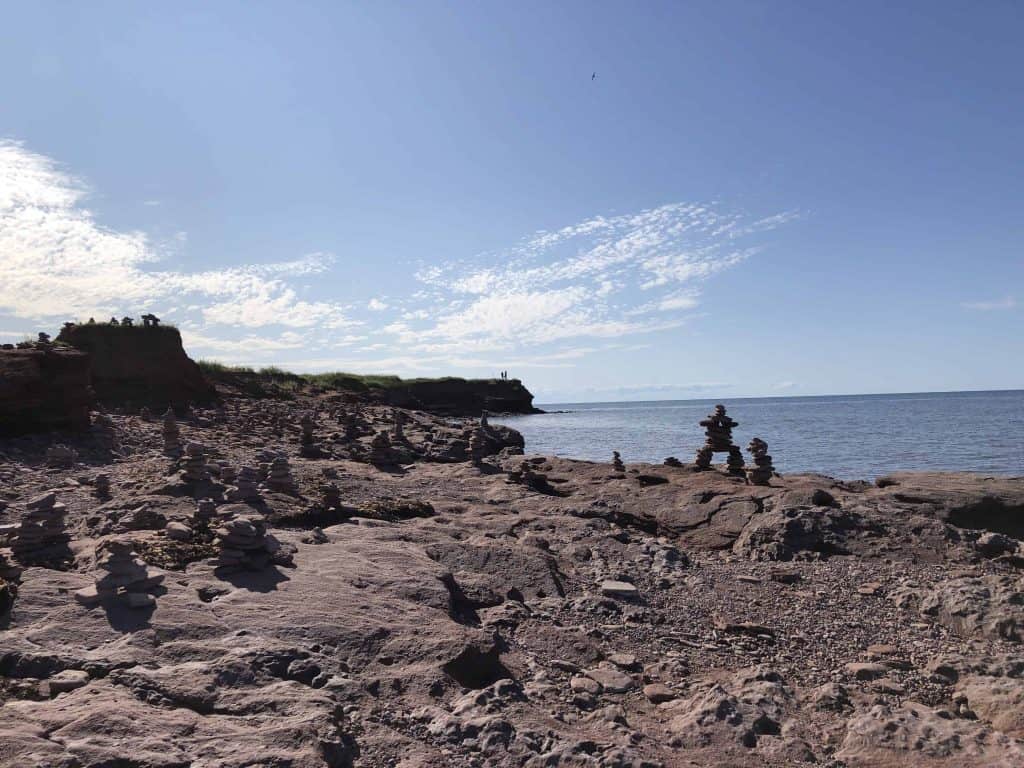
1,1,1021,402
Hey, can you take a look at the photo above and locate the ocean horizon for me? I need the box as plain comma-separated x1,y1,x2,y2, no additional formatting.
499,388,1024,480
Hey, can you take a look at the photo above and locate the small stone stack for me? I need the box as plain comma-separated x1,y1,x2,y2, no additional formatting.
162,407,182,457
369,431,396,465
11,493,70,562
93,473,111,498
92,412,118,449
392,410,407,442
341,411,359,441
228,466,261,501
180,443,209,483
299,412,319,457
214,515,282,571
194,498,218,528
746,438,775,485
320,482,342,511
45,445,77,469
694,404,745,473
663,456,683,468
480,410,489,428
612,451,625,473
217,463,237,485
75,539,164,609
265,456,297,494
468,427,488,466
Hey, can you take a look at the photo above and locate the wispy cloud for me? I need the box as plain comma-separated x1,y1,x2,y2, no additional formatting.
394,202,797,355
961,297,1016,311
0,140,354,330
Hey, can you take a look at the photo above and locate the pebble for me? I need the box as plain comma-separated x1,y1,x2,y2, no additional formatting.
600,580,639,599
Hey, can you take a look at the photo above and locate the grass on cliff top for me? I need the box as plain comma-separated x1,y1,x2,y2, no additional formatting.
63,320,180,332
197,359,515,390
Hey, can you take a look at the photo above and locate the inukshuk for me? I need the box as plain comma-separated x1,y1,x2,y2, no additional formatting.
11,493,70,563
162,407,182,456
75,539,164,609
694,404,745,473
214,515,282,570
746,437,775,485
612,451,625,472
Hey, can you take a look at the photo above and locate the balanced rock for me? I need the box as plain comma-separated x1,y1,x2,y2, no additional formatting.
612,451,625,473
265,456,297,494
180,442,209,483
746,437,776,485
161,407,182,456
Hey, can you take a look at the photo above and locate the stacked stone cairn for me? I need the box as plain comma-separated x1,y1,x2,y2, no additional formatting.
320,482,342,511
228,466,261,501
663,456,683,468
506,460,556,495
612,451,625,473
392,410,407,442
299,412,322,458
93,473,111,498
214,514,283,571
480,410,489,428
746,437,776,485
265,456,298,494
180,442,209,483
694,404,745,473
468,426,488,466
341,411,359,441
219,463,237,486
10,493,70,563
75,539,164,609
92,412,118,449
45,445,77,469
162,407,182,457
369,431,396,465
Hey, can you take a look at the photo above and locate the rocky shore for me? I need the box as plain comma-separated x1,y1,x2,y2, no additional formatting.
1,383,1023,767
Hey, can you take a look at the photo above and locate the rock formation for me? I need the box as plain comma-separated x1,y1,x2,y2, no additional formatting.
694,404,745,473
369,430,397,466
0,345,93,435
56,322,217,409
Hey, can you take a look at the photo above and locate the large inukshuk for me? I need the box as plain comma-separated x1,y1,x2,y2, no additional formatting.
694,404,745,473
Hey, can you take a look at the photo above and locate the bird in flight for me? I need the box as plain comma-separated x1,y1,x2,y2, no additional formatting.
592,72,597,80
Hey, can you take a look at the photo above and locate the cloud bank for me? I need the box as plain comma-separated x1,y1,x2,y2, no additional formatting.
0,140,796,374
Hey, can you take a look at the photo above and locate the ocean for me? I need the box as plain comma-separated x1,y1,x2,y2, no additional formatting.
496,390,1024,480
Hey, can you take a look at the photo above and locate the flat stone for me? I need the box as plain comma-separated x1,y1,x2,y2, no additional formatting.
124,592,155,609
857,582,884,596
584,667,635,694
570,676,602,695
600,580,639,599
643,683,676,703
608,653,640,670
166,522,192,541
44,669,90,695
845,662,889,680
74,585,101,607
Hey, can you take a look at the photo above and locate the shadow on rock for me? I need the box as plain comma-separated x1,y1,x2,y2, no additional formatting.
215,566,291,593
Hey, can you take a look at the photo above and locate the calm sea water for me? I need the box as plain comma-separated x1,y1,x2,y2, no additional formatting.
497,390,1024,480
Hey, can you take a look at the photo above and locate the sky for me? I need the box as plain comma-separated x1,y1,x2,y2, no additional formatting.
0,1,1021,403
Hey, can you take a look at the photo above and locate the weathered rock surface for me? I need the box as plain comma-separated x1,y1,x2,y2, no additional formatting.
0,346,92,435
56,323,216,410
2,387,1023,767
